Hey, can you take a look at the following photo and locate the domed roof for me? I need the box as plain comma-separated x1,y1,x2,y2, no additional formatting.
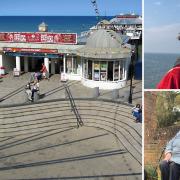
77,29,131,59
86,29,123,48
39,22,48,27
38,22,48,32
97,19,111,25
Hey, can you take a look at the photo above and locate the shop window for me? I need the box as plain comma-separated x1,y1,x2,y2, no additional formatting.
94,61,100,81
114,61,119,81
83,59,88,78
120,60,124,80
100,61,107,81
67,57,72,73
73,57,81,74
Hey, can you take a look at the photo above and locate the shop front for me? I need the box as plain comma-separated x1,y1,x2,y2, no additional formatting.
77,29,132,89
0,29,132,89
0,32,83,79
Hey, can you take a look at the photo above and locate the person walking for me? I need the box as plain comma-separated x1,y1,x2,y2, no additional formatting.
40,63,49,79
159,131,180,180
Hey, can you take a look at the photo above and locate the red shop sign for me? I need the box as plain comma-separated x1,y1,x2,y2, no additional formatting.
0,32,77,44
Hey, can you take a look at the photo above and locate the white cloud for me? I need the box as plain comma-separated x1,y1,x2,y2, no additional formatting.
145,23,180,53
153,1,162,5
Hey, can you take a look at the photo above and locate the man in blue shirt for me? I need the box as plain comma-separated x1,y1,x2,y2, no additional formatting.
159,131,180,180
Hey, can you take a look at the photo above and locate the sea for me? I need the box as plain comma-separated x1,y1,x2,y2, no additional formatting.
0,16,112,35
144,53,180,89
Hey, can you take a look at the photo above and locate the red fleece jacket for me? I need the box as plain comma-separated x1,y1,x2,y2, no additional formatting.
157,66,180,89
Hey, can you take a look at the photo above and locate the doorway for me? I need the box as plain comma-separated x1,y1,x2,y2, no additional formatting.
55,60,63,74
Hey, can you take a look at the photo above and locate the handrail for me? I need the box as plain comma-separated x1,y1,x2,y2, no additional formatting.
63,83,83,128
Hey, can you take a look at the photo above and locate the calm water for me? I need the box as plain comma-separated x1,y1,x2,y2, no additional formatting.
144,53,180,89
0,16,112,35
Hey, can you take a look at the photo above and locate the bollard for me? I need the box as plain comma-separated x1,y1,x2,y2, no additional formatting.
112,89,119,100
33,91,40,102
93,87,99,98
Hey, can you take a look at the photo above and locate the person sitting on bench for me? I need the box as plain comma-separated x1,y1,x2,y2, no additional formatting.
159,131,180,180
31,80,39,101
25,82,32,101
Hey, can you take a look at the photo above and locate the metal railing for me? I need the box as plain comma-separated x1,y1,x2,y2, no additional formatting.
64,83,83,128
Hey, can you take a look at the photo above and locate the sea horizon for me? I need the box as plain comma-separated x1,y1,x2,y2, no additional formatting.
0,16,113,34
145,51,180,55
144,52,180,89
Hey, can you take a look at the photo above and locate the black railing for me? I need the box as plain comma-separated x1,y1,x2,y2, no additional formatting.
64,83,83,128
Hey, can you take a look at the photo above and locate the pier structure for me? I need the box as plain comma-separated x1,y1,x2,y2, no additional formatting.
0,23,133,89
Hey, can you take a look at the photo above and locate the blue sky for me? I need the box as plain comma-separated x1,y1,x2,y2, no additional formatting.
145,0,180,53
0,0,142,16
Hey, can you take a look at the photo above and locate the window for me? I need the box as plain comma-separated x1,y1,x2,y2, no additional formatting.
82,59,127,81
120,60,124,80
73,56,81,74
93,61,100,81
88,60,92,80
100,61,107,81
83,59,88,78
66,56,72,73
114,61,119,81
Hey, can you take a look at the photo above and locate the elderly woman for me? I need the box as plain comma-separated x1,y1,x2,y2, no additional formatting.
159,131,180,180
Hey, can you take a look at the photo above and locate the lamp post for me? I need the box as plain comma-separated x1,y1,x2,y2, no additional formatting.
128,50,135,104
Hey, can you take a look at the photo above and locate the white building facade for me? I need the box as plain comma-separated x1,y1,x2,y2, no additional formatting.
0,30,132,89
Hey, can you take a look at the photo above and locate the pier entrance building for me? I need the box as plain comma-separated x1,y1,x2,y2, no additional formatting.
0,28,132,89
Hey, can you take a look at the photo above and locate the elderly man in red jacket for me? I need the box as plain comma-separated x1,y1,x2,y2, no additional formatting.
157,59,180,89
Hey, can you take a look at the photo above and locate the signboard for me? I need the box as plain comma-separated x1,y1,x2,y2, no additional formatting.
61,73,68,82
13,68,20,77
0,32,77,44
3,47,58,53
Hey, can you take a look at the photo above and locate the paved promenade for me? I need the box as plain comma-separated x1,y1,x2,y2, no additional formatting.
0,73,142,179
0,72,142,106
0,99,142,179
